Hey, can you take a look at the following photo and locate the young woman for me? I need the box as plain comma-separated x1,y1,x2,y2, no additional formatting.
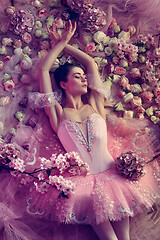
37,20,160,240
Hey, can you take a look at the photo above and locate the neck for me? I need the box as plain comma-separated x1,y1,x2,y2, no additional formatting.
65,94,84,110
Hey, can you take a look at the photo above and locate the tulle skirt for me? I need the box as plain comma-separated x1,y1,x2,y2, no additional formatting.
26,162,160,225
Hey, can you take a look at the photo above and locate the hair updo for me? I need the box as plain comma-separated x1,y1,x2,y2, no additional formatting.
53,62,82,91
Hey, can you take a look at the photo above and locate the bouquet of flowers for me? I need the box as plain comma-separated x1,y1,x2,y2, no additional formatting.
0,143,89,198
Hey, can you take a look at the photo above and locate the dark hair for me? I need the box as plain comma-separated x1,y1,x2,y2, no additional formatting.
53,62,82,90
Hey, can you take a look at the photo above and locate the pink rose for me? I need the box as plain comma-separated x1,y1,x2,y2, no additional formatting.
0,61,4,71
112,56,119,64
40,41,50,50
4,80,15,92
130,96,142,109
20,57,32,69
4,56,11,62
114,66,126,75
140,91,154,103
130,68,141,78
0,96,11,107
37,8,47,18
85,42,96,53
22,32,32,44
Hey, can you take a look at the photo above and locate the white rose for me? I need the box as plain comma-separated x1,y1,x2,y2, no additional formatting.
108,37,118,51
35,29,42,37
0,46,7,55
20,74,31,84
48,0,59,6
104,47,112,56
42,32,49,39
100,59,108,67
118,31,130,42
2,38,13,46
20,55,32,69
103,36,110,46
113,24,121,33
14,48,23,55
3,73,11,81
23,46,32,55
93,31,106,43
94,57,102,67
35,20,43,28
46,16,54,28
123,110,134,119
96,43,104,52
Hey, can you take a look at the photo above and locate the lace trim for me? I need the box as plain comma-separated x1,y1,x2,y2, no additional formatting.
28,91,62,109
89,82,111,99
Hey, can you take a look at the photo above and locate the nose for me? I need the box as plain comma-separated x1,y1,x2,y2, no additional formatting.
81,76,87,82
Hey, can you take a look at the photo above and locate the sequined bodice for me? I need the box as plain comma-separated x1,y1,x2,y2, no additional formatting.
57,113,114,174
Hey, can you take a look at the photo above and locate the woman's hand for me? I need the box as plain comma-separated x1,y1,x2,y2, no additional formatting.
47,20,76,47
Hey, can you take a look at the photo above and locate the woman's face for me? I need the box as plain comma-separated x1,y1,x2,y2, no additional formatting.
61,67,88,96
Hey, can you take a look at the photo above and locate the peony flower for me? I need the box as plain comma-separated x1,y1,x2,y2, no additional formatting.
115,151,145,180
93,31,106,43
0,61,4,71
114,66,126,75
0,96,11,107
130,68,141,78
2,38,13,46
22,32,32,44
20,74,31,84
4,80,15,92
85,42,96,53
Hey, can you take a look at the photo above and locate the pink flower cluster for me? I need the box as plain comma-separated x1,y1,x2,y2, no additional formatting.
49,175,75,196
0,143,25,172
115,151,146,180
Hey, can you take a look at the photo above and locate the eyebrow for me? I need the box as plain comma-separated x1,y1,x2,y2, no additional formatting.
73,72,86,76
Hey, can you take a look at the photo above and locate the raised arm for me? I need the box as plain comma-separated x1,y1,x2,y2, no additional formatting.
64,44,105,118
39,21,76,133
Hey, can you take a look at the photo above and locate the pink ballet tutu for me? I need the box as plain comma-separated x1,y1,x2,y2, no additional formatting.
26,161,160,225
